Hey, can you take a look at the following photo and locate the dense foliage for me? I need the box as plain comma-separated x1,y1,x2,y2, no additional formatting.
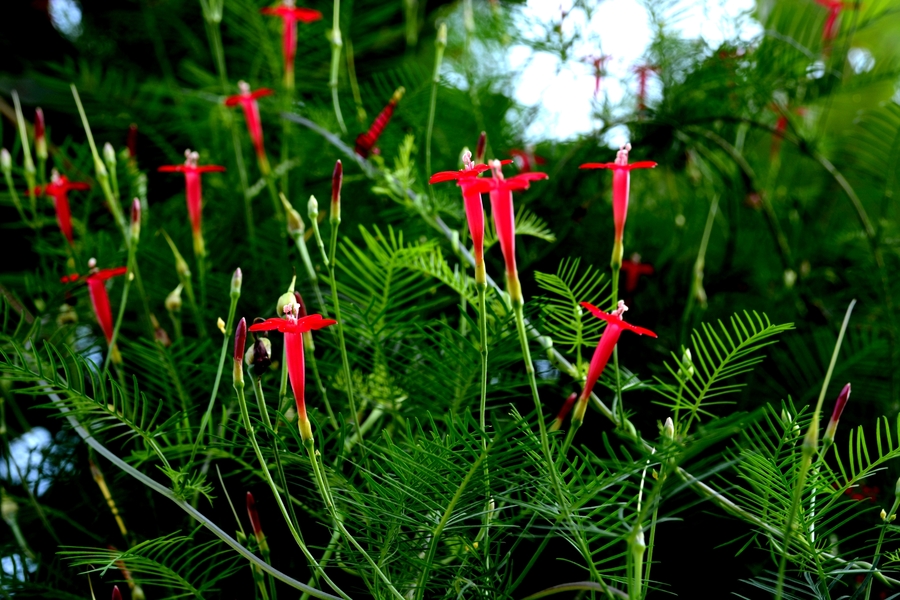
2,0,900,598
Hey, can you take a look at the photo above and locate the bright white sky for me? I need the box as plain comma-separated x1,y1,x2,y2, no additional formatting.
511,0,762,145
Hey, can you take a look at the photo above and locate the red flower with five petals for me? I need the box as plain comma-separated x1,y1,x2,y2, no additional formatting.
249,307,336,441
158,151,226,255
225,82,275,163
61,260,128,344
261,1,322,87
37,170,90,243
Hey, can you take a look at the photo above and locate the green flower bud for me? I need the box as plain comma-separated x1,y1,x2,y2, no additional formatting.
231,267,242,299
0,149,10,174
307,195,319,221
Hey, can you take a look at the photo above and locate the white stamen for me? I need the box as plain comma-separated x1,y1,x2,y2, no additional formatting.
489,159,504,180
87,257,97,269
613,300,628,317
615,143,632,167
184,150,199,168
282,301,300,321
51,169,61,183
462,150,474,170
238,80,250,93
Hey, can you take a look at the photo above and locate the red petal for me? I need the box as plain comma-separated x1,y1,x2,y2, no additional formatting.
291,7,323,22
223,96,242,107
250,89,275,100
580,302,611,321
249,318,286,332
579,162,618,170
295,314,337,332
158,165,188,172
91,267,128,281
195,165,227,173
67,182,91,191
429,171,463,184
626,161,658,170
512,172,549,182
61,273,82,283
621,323,657,337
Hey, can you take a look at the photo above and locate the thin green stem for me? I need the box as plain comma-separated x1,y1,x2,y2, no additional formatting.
292,232,330,318
328,0,347,135
425,25,446,182
304,439,404,600
11,91,37,220
101,232,138,377
233,379,351,600
2,171,29,226
327,220,363,448
191,287,240,462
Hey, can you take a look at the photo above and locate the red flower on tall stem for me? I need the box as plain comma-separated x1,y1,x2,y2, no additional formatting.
583,55,611,98
633,64,658,111
580,144,657,270
815,0,855,42
249,303,336,441
61,259,128,344
509,148,546,173
429,151,491,283
158,150,225,255
572,301,656,423
355,87,405,158
824,383,851,444
261,1,322,87
37,170,90,244
621,253,654,293
225,82,274,163
467,160,548,303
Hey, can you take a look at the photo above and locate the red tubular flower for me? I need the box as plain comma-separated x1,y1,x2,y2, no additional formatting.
632,64,658,111
509,148,546,173
621,254,654,293
35,108,47,160
429,152,492,283
158,150,225,255
580,144,657,270
550,392,578,432
224,82,274,163
246,491,265,544
249,304,336,441
111,586,122,600
572,301,656,423
37,170,90,244
331,159,342,224
467,160,548,303
823,383,851,444
815,0,855,42
261,1,322,87
355,87,405,158
583,55,611,98
62,259,128,344
127,124,138,160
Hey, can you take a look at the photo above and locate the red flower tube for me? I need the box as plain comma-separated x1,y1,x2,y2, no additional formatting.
583,55,611,98
429,151,492,284
823,383,851,444
249,303,336,441
815,0,854,42
355,87,405,158
580,144,657,270
467,160,548,303
572,301,656,424
35,108,47,160
550,391,578,432
621,254,654,294
246,491,266,545
61,259,128,345
261,1,322,87
158,150,225,256
633,64,658,111
225,82,274,166
37,170,90,244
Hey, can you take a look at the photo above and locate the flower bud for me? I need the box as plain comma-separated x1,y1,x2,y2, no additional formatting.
823,383,851,445
165,284,183,313
663,417,675,441
475,131,486,164
103,142,117,170
550,392,577,432
330,159,342,225
1,488,18,523
436,22,447,49
35,108,47,160
281,193,304,236
127,123,138,159
247,334,272,376
276,290,295,316
294,292,308,318
881,508,888,521
234,318,246,386
112,585,123,600
246,492,269,553
231,267,242,299
307,195,319,221
130,198,141,243
0,149,11,174
677,348,694,381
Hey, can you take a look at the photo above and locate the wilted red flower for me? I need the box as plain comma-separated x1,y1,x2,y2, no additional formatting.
158,150,225,254
355,87,405,158
572,301,656,424
61,259,128,344
466,160,548,303
225,82,275,162
249,304,336,441
550,392,578,432
583,54,611,98
261,1,322,86
37,170,90,243
429,152,492,283
580,144,656,269
621,254,654,293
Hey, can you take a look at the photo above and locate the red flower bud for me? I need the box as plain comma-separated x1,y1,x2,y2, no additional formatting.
355,87,405,158
35,108,47,160
234,318,247,386
823,383,851,444
475,131,487,164
246,491,264,544
331,159,342,224
112,586,122,600
127,123,138,159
